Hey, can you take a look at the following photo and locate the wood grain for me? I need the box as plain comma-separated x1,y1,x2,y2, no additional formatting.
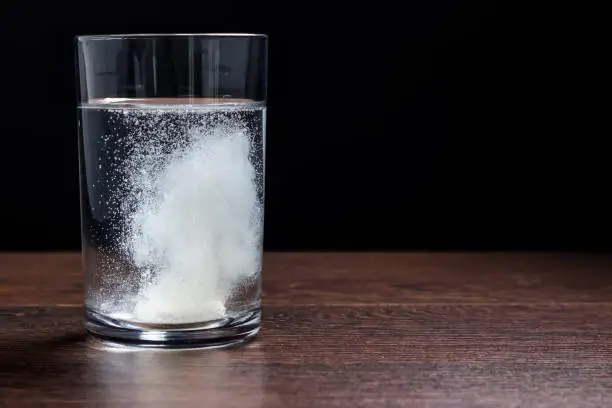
0,252,83,306
1,252,612,407
3,252,612,306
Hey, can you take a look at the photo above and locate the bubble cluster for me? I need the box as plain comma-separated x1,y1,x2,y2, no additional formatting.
80,101,265,324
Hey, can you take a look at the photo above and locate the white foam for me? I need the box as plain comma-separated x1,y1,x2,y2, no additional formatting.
123,117,261,324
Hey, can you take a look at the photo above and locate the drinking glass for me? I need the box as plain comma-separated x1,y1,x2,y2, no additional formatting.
76,33,267,348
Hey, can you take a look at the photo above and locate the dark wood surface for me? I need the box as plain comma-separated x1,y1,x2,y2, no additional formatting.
2,252,612,407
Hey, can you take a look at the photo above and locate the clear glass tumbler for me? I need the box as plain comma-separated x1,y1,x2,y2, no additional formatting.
76,34,267,348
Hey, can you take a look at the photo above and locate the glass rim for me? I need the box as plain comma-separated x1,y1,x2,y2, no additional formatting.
76,33,267,41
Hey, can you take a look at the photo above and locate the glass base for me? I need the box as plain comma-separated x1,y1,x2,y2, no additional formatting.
85,307,260,349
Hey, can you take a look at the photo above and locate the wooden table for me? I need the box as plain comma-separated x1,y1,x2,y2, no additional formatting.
1,252,612,407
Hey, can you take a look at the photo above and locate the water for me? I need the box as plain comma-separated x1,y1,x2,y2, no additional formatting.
78,98,265,327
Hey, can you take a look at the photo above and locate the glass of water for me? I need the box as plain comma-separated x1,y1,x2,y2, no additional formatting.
76,34,267,348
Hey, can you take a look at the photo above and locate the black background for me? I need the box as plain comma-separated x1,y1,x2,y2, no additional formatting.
0,1,605,251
